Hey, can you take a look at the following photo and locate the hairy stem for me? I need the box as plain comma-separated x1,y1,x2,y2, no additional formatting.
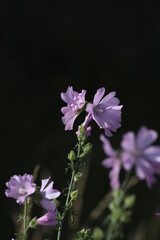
57,141,81,240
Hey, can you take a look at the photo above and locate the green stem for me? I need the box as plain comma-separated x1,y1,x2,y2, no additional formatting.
57,141,81,240
23,198,28,240
122,170,132,191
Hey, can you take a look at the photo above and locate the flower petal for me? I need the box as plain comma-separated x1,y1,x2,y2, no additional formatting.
136,157,156,187
121,152,135,170
136,126,158,150
93,87,105,106
100,134,116,156
121,132,136,152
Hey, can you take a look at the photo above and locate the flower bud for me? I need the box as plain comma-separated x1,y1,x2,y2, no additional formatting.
74,172,83,182
29,217,37,229
83,143,92,154
70,189,78,201
124,195,136,208
68,150,76,161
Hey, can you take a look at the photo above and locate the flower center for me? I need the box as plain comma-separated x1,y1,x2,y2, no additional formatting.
69,92,86,113
18,187,27,195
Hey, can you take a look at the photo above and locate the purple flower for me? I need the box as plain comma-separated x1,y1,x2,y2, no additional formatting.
100,135,121,189
121,126,160,187
37,210,58,226
61,86,86,130
5,174,36,204
86,88,122,137
37,201,58,227
40,177,61,200
76,113,92,137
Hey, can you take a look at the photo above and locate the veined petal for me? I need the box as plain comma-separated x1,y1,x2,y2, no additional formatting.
100,92,120,107
40,178,50,192
61,87,74,104
93,88,105,106
65,115,78,130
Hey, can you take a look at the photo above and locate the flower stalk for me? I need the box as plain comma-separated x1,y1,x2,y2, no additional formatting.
57,142,81,240
57,126,92,240
23,197,28,240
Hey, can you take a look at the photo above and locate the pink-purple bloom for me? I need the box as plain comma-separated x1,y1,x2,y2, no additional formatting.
37,209,58,226
5,174,36,204
39,177,61,217
86,88,122,137
40,177,61,200
37,198,58,226
101,126,160,189
61,86,86,130
100,135,121,189
121,126,160,187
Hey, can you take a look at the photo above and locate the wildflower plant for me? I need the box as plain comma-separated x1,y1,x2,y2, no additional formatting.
5,85,160,240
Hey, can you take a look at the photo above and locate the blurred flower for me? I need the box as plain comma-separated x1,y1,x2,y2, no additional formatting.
37,210,58,226
121,126,160,187
100,135,121,189
86,88,122,137
40,177,61,200
61,86,86,130
76,113,92,137
5,174,36,204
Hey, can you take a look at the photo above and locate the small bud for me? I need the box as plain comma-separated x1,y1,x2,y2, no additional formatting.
79,125,85,135
68,150,76,161
83,143,92,154
124,195,136,208
74,172,83,182
29,217,37,229
70,189,78,201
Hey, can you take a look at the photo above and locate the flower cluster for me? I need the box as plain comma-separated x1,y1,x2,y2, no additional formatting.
6,86,160,239
5,174,60,227
61,86,122,137
101,126,160,189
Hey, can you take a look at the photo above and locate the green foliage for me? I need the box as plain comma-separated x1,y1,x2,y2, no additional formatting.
74,172,83,182
57,125,93,239
74,228,94,240
70,189,79,201
28,217,37,229
93,227,105,240
105,189,136,240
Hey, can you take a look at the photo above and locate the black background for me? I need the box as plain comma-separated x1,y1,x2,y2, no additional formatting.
1,0,160,239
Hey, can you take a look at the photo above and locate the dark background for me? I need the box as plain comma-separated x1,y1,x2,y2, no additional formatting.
1,0,160,239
